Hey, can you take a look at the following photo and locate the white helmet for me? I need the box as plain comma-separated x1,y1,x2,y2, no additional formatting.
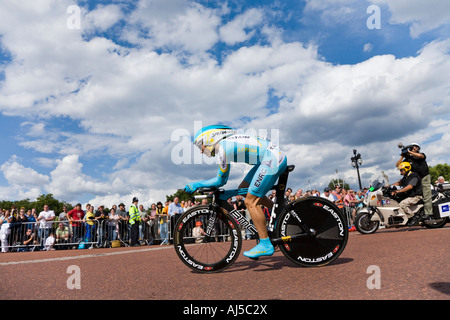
410,143,421,150
194,125,236,150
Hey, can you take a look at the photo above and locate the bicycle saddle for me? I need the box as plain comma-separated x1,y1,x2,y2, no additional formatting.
286,165,295,172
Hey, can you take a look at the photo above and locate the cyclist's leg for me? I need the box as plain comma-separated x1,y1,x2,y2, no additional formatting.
241,165,258,188
240,167,274,211
243,194,275,259
246,157,287,202
243,158,287,259
244,193,269,239
259,196,274,210
242,163,276,239
238,179,250,188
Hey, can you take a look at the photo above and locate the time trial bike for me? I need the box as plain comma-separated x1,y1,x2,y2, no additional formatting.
173,165,349,273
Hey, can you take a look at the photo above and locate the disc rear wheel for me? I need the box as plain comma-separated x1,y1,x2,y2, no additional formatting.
276,197,348,267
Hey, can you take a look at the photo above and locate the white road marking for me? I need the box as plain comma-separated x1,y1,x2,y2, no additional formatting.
0,246,172,266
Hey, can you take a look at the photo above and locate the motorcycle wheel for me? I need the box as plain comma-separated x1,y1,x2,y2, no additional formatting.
355,211,379,234
423,217,447,229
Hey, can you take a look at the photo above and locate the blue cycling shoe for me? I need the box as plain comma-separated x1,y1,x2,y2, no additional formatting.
243,238,274,260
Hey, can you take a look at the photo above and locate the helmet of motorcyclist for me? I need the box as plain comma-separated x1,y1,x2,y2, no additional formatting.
398,161,412,173
410,143,421,150
194,125,236,157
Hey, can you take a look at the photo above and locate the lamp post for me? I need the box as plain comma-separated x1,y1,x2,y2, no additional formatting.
351,149,363,190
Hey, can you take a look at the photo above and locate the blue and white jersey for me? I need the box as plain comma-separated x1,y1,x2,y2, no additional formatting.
194,134,287,197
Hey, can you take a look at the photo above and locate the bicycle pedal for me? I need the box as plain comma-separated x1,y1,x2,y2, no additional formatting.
249,257,259,261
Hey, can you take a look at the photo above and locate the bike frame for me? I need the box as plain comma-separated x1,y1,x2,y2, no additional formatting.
197,165,313,245
177,164,349,272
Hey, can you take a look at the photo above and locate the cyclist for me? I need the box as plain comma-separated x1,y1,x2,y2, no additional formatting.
183,125,287,259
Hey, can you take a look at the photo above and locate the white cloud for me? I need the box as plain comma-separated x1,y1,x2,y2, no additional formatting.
0,156,49,202
84,4,124,32
247,39,450,189
303,0,361,25
371,0,450,37
0,0,98,116
219,8,264,45
125,0,221,53
305,0,450,39
46,154,126,202
363,42,373,52
1,156,49,187
0,0,449,205
277,40,450,145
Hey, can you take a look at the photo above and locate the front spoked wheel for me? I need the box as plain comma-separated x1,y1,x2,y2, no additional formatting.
173,205,242,273
276,197,348,267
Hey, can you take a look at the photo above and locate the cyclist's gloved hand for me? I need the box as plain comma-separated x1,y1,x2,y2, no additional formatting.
183,182,201,194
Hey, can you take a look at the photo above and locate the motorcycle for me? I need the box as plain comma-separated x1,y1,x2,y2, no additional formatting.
355,172,450,234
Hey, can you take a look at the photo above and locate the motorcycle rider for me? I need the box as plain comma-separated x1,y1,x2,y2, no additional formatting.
389,162,423,226
395,143,432,217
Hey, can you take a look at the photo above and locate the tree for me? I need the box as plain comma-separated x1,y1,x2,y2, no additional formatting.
13,198,33,211
328,179,350,190
0,194,73,216
166,189,193,202
429,163,450,184
0,200,14,211
34,194,64,213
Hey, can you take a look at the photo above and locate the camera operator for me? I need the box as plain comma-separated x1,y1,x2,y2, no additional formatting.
396,143,432,217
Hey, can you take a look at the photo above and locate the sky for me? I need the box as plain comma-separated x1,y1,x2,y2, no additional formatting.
0,0,449,209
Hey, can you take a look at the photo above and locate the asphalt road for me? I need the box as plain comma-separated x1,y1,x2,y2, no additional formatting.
1,225,449,301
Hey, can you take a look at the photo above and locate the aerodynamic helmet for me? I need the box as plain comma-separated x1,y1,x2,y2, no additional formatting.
193,125,236,150
398,162,412,173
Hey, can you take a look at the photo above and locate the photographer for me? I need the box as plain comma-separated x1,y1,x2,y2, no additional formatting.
396,143,432,217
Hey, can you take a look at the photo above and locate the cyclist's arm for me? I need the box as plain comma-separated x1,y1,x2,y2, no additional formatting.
195,164,230,188
184,144,230,191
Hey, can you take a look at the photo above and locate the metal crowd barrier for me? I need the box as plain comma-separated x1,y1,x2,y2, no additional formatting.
0,220,102,252
2,205,365,253
1,205,367,253
0,212,251,253
342,206,353,229
341,205,365,229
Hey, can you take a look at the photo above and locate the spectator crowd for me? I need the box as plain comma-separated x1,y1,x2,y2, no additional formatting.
0,184,365,253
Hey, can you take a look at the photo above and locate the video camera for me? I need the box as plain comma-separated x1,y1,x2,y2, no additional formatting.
398,142,413,157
